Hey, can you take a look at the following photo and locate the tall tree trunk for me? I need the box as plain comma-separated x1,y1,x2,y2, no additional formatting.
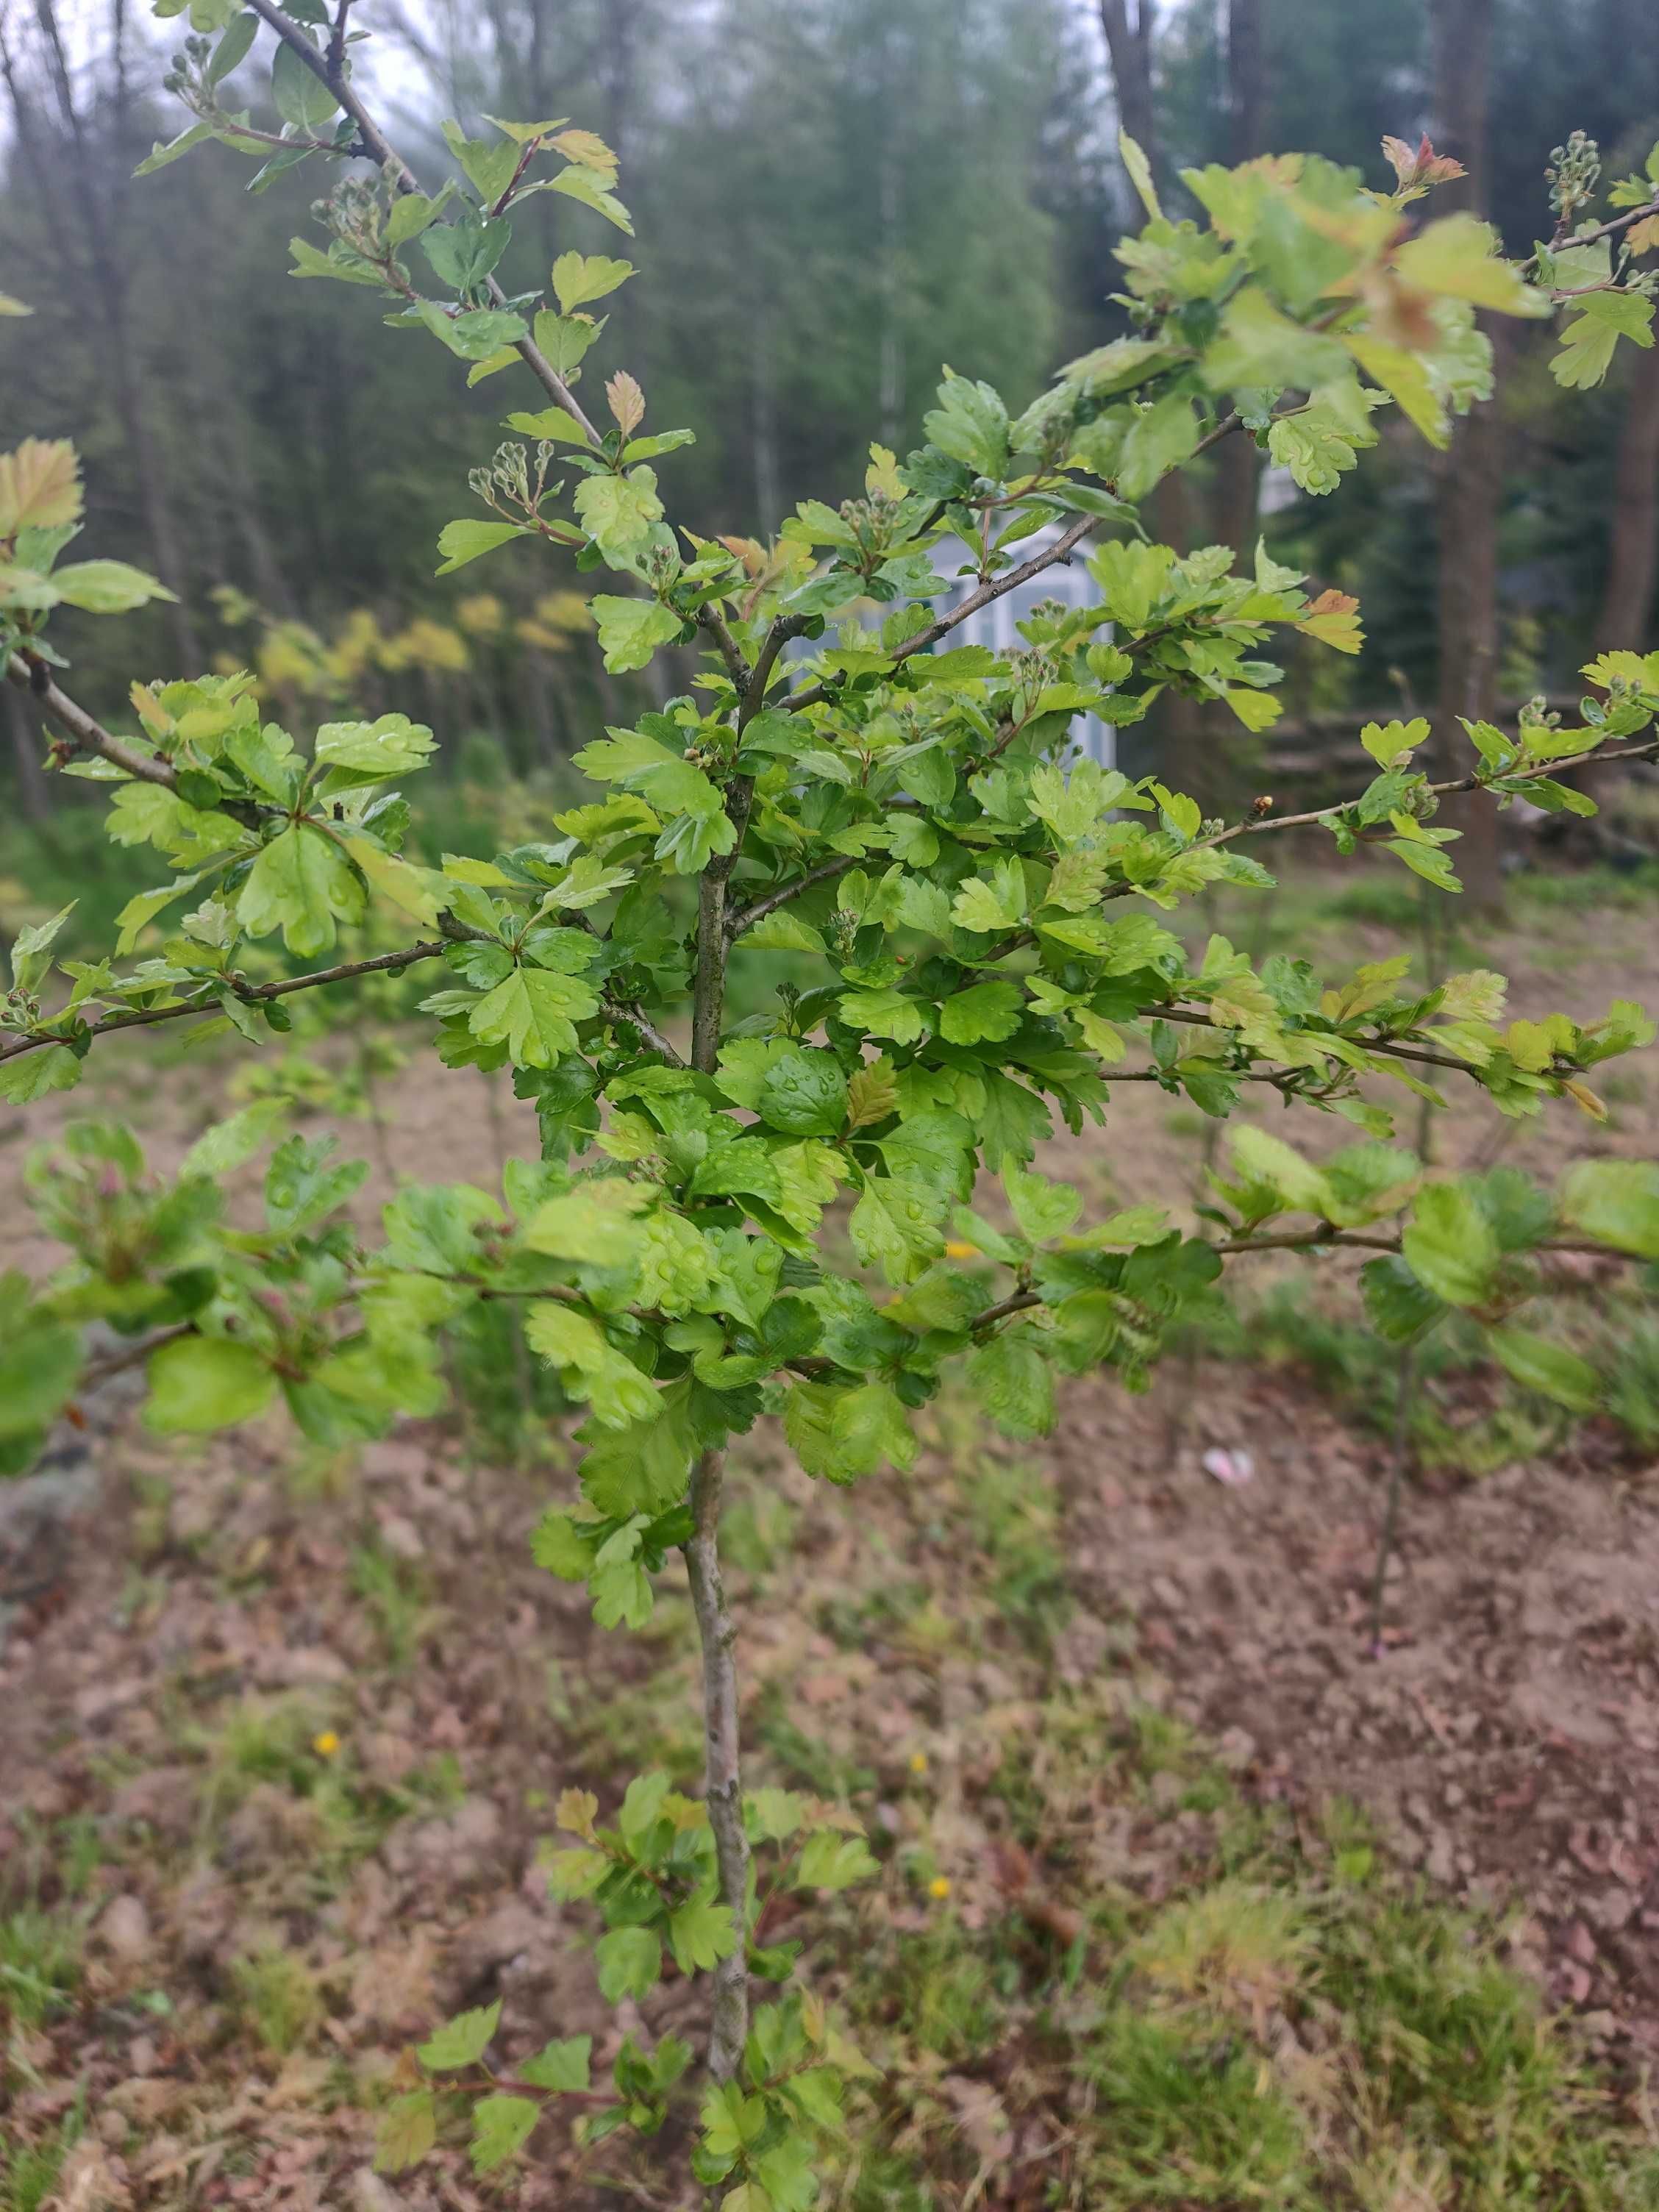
1097,0,1207,797
1595,342,1659,653
6,685,51,822
751,286,780,537
1430,0,1503,909
1576,344,1659,843
601,0,643,364
219,415,296,620
878,138,905,454
1213,0,1268,561
681,1447,749,2079
1097,0,1157,182
32,0,201,668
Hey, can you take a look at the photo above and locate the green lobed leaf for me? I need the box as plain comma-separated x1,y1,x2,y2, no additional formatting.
518,2035,593,2092
1486,1326,1599,1413
144,1335,274,1434
667,1891,738,1974
595,1926,661,2002
468,2094,539,2174
1400,1182,1499,1307
794,1831,879,1891
436,518,527,574
418,1999,502,2070
238,823,363,957
374,2090,436,2174
1558,1159,1659,1257
591,596,682,672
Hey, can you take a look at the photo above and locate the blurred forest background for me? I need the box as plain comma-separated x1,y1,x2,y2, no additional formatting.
4,0,1659,827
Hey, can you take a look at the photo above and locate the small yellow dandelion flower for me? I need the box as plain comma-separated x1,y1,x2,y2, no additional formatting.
908,1751,930,1775
313,1730,340,1758
928,1875,952,1901
944,1241,979,1261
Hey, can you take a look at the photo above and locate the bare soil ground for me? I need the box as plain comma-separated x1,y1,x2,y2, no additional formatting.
1052,1372,1659,2054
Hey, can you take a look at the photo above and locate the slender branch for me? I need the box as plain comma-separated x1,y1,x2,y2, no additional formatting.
1147,1003,1471,1076
691,874,729,1073
725,855,861,944
602,1000,685,1068
971,1289,1043,1330
1210,736,1659,850
1527,194,1659,271
696,604,749,691
1216,1226,1627,1258
743,613,811,714
681,1447,750,2080
75,1319,194,1390
968,1225,1637,1335
0,939,451,1066
1216,1226,1399,1254
325,0,353,79
243,0,410,178
204,110,360,157
779,515,1096,716
5,649,261,825
240,0,602,443
0,932,682,1072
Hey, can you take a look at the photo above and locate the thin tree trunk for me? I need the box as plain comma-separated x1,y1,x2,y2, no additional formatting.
221,417,296,620
682,774,752,2077
1596,340,1659,652
6,685,50,821
1097,0,1212,800
601,0,642,363
682,1448,750,2080
1568,342,1659,841
32,0,201,667
751,288,781,537
1213,0,1266,559
1430,0,1502,909
877,138,905,454
1097,0,1157,176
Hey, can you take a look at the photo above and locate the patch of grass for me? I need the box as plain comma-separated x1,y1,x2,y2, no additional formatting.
1513,858,1659,913
756,1696,875,1802
349,1541,435,1672
129,1470,174,1561
283,1445,359,1506
1132,1880,1311,2022
721,1485,799,1582
192,1690,471,1881
0,1816,97,2040
0,1905,82,2033
886,1923,1006,2064
961,1458,1070,1650
1309,1882,1636,2202
818,1574,932,1652
198,1693,330,1814
1319,874,1429,932
0,2097,85,2212
1608,1316,1659,1452
1077,2008,1318,2205
565,1654,700,1777
841,2147,934,2212
52,1816,103,1902
822,1676,1659,2208
231,1940,322,2055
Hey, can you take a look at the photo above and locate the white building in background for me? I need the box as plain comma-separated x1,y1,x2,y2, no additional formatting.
928,525,1117,770
784,521,1118,769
